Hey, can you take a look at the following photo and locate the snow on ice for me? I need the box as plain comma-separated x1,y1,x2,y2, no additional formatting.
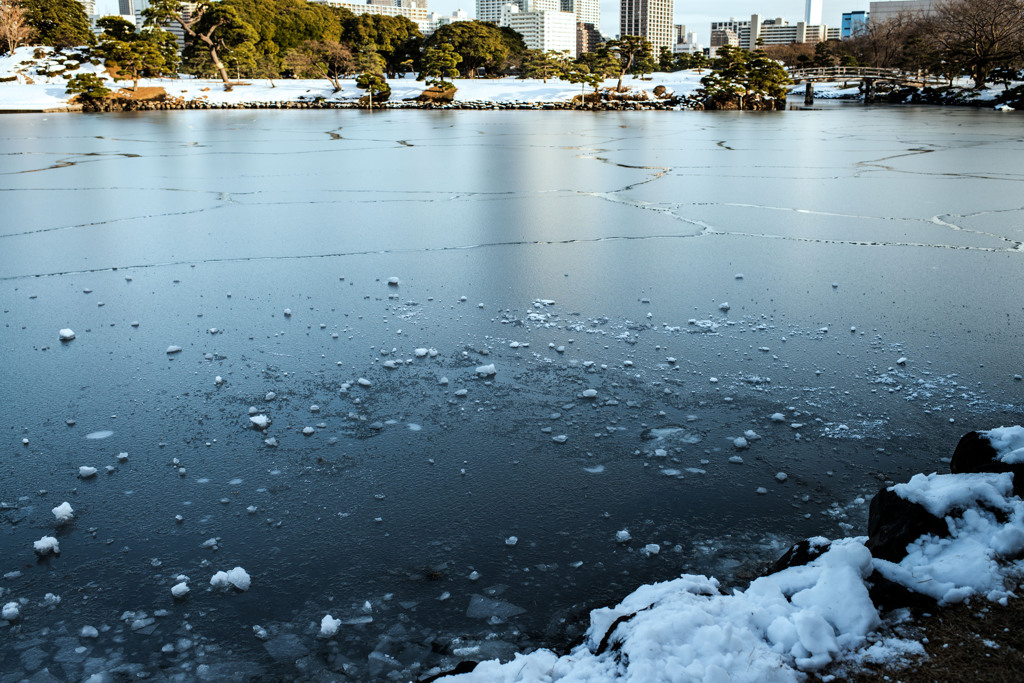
320,614,342,637
210,567,251,591
33,536,60,556
51,501,74,523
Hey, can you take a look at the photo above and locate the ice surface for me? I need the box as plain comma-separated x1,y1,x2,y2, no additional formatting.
466,595,527,620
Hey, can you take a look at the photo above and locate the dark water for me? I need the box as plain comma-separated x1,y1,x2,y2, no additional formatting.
1,106,1022,681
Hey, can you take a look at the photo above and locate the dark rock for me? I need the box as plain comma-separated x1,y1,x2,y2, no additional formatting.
865,486,949,563
950,430,1024,495
951,431,1000,473
866,570,937,612
764,538,831,575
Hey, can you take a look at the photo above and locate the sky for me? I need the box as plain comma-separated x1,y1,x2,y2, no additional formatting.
96,0,873,46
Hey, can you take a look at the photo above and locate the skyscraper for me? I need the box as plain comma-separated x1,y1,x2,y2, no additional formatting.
620,0,674,52
805,0,822,26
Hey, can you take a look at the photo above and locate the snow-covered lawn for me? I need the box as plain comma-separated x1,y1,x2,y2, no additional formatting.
0,46,704,111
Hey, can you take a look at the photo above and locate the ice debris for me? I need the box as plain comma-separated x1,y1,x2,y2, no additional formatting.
210,567,251,591
52,501,74,523
59,328,75,341
34,536,60,556
166,345,182,354
320,614,342,637
250,414,270,429
79,466,98,478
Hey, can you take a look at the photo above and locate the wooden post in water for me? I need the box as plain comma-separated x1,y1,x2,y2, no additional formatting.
862,78,874,104
804,82,814,106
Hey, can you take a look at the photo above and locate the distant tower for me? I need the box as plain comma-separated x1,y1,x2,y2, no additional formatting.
805,0,822,25
119,0,134,15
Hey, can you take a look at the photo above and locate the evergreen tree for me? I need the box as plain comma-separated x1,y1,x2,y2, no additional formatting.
21,0,91,48
420,42,460,89
144,1,257,91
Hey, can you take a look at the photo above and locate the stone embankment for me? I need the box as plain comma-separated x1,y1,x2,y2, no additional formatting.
80,97,701,112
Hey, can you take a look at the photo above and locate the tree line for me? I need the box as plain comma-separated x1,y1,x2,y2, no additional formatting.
4,0,795,108
760,0,1024,89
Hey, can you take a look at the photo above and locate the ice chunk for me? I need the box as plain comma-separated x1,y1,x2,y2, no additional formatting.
415,348,428,357
171,583,190,599
80,625,99,638
166,345,182,354
642,543,660,556
552,434,568,443
283,308,292,317
320,614,342,637
771,413,786,422
733,437,748,449
505,535,518,546
79,466,98,478
387,277,400,286
34,536,60,555
466,595,526,619
2,602,19,620
728,455,744,464
210,567,251,591
896,357,908,365
581,389,598,399
59,328,75,341
52,501,74,523
302,427,315,436
250,414,270,429
476,364,496,377
357,378,372,387
616,529,632,543
718,302,730,312
776,472,789,482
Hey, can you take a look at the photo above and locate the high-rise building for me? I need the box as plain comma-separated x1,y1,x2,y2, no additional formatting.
619,0,674,53
560,0,599,27
867,0,937,24
841,10,869,38
805,0,822,26
501,3,577,57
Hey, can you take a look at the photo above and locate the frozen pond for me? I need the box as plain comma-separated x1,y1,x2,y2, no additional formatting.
1,105,1022,681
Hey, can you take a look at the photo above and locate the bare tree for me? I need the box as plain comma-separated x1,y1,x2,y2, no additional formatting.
0,0,33,56
932,0,1024,88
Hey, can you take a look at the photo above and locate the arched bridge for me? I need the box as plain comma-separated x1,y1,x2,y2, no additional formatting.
788,67,946,103
788,66,946,88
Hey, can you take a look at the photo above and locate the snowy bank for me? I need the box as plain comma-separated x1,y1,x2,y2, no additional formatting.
1,46,705,113
445,427,1024,682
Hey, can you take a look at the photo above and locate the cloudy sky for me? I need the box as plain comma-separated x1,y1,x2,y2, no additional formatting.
99,0,873,46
